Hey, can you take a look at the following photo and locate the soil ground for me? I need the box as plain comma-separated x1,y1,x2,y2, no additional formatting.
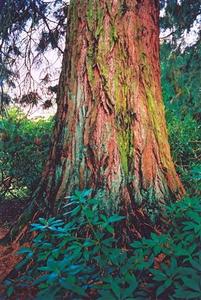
0,200,28,299
0,200,26,228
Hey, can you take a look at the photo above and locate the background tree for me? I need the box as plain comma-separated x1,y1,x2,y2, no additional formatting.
0,0,67,113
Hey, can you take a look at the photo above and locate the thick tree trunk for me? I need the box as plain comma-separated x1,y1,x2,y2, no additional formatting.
2,0,185,243
40,0,184,216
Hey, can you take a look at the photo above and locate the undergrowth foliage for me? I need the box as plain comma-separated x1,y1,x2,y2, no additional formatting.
5,191,201,299
167,113,201,195
0,108,53,202
160,43,201,196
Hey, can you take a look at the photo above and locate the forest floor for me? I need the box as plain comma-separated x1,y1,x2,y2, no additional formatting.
0,200,25,282
0,200,30,298
0,227,20,297
0,226,36,299
0,227,16,283
0,200,26,228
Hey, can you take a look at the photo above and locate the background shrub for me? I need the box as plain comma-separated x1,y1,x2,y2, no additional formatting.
0,107,53,202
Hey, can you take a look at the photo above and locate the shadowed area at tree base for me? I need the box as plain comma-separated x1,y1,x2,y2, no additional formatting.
0,229,19,294
0,200,26,228
0,194,163,247
0,200,29,245
0,205,26,281
0,227,37,299
0,208,37,298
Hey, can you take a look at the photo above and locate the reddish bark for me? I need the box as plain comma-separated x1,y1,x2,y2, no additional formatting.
39,0,184,214
5,0,184,241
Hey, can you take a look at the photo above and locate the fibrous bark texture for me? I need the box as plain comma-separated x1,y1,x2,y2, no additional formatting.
38,0,184,223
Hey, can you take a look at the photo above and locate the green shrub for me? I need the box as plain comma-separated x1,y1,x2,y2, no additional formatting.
166,112,201,194
0,107,53,201
167,114,199,166
5,191,201,299
161,42,201,194
161,42,201,120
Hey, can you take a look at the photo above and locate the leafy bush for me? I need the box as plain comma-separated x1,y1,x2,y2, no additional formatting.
166,112,201,193
161,43,201,193
5,191,201,299
167,114,200,166
161,42,201,119
0,107,53,201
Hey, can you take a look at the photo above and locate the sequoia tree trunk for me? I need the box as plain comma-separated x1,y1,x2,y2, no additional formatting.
4,0,185,242
40,0,184,217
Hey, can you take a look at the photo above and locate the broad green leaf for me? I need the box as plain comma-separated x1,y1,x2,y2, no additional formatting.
108,215,125,223
156,279,172,297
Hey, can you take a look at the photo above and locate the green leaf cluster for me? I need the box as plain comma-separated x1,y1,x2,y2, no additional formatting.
0,107,53,202
161,42,201,194
5,192,201,299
